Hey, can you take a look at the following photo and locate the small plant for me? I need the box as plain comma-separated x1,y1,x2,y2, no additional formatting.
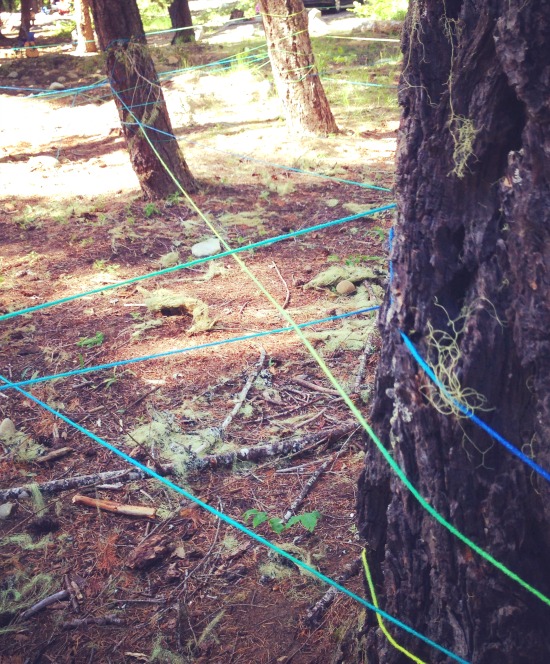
243,509,321,534
76,331,104,348
144,202,161,218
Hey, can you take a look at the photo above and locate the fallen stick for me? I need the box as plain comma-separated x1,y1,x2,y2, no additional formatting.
271,261,290,309
304,558,362,627
290,377,341,396
191,421,357,470
221,348,266,433
62,614,125,630
0,423,357,499
19,590,69,621
0,469,146,502
36,447,73,464
72,494,157,518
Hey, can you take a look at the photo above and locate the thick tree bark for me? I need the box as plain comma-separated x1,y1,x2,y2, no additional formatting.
74,0,97,54
354,1,550,663
18,0,31,41
88,0,197,200
168,0,194,44
259,0,337,136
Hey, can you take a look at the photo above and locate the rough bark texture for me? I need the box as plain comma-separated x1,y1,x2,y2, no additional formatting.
88,0,197,199
74,0,97,54
354,1,550,663
168,0,194,44
18,0,31,41
259,0,338,135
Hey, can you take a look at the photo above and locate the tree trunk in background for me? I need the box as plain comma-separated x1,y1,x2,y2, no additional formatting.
259,0,337,136
18,0,31,41
88,0,197,200
168,0,194,44
351,1,550,663
74,0,97,53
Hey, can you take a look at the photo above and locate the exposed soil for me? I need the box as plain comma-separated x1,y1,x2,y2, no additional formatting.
0,12,399,664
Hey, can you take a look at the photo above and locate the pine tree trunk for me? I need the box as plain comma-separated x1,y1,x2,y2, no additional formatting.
168,0,194,44
259,0,337,136
353,1,550,663
88,0,197,200
18,0,31,41
74,0,97,53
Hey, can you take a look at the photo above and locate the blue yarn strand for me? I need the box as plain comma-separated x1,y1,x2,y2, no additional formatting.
0,203,396,323
400,331,550,484
0,307,380,391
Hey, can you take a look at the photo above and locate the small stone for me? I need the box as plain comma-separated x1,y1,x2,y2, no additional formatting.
56,75,67,82
166,55,179,66
336,280,356,295
0,418,16,439
4,203,16,212
0,503,14,520
48,81,65,90
191,237,222,258
7,70,19,79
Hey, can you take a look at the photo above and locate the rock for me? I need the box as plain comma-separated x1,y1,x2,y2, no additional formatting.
0,503,14,520
336,280,356,295
56,75,67,82
7,70,19,79
0,418,16,439
166,55,179,66
48,81,65,90
191,237,222,258
4,203,16,212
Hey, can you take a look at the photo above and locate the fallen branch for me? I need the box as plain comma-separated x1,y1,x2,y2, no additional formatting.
36,447,73,464
0,469,146,502
305,558,362,627
290,377,341,396
0,423,357,499
19,590,69,621
72,494,157,518
62,614,125,630
191,421,357,470
221,348,266,432
271,261,290,309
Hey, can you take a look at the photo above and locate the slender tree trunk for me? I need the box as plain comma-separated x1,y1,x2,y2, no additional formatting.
74,0,97,53
168,0,194,44
349,1,550,663
88,0,197,200
259,0,337,136
18,0,31,41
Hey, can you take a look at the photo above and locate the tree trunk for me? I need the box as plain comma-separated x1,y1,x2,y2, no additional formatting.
354,1,550,663
259,0,337,136
168,0,194,44
88,0,197,200
18,0,31,41
74,0,97,53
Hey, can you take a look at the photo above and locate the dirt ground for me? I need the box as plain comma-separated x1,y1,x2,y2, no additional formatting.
0,11,400,664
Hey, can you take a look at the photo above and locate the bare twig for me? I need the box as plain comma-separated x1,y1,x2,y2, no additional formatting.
36,447,73,464
271,261,290,309
62,614,125,630
221,348,266,432
19,590,69,621
304,558,362,627
72,494,157,518
290,377,341,396
64,574,80,614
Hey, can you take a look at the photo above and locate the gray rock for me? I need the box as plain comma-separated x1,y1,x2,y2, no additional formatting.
7,70,19,79
191,238,222,258
0,418,16,439
48,81,65,90
0,503,14,520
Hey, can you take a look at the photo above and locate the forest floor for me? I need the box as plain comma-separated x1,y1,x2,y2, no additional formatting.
0,11,401,664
